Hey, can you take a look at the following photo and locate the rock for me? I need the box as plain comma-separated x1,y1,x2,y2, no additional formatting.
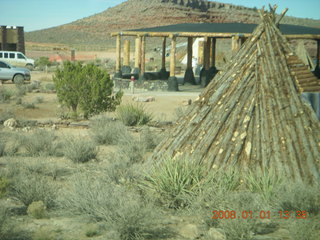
22,126,32,132
255,219,279,235
182,99,192,105
179,224,200,239
4,118,18,130
132,96,155,102
51,124,58,130
207,228,226,240
0,198,27,216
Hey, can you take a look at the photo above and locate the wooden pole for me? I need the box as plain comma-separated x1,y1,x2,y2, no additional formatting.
316,40,320,69
134,36,141,74
162,37,167,70
232,35,242,56
140,35,146,79
114,34,122,78
187,37,193,69
198,40,204,65
205,37,211,70
170,35,176,77
184,37,196,85
123,39,130,66
210,38,216,68
168,35,179,91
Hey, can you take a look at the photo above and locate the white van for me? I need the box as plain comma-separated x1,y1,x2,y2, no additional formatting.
0,51,35,70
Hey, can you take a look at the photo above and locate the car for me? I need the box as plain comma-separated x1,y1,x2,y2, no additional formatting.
0,51,35,70
0,60,31,83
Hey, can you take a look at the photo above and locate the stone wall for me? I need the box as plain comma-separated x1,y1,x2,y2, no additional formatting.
114,79,168,91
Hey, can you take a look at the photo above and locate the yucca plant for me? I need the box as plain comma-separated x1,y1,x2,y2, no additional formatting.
143,156,206,209
116,104,152,126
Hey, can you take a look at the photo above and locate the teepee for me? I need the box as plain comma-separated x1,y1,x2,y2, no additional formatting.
150,8,320,183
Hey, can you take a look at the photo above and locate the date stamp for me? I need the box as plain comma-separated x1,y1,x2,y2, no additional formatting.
212,210,308,220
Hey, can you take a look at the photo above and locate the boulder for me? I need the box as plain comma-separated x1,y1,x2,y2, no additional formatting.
207,228,226,240
4,118,18,130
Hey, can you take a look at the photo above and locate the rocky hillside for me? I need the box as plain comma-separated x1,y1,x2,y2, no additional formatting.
25,0,320,49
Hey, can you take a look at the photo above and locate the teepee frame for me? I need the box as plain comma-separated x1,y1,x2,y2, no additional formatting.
149,7,320,183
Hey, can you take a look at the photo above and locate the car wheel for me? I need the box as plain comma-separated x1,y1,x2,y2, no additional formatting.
26,64,34,71
13,74,24,85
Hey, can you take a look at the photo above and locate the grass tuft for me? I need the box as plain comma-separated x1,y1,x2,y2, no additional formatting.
116,104,152,126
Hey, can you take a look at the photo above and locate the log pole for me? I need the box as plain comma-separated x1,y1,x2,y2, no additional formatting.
231,35,242,56
168,35,179,91
210,37,216,68
315,40,320,78
122,39,131,74
114,34,122,78
139,35,146,80
200,37,210,87
133,36,141,74
184,37,196,84
159,37,168,79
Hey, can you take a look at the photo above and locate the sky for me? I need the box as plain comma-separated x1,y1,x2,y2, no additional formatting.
0,0,319,32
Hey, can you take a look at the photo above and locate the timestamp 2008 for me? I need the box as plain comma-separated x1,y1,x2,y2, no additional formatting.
212,210,308,220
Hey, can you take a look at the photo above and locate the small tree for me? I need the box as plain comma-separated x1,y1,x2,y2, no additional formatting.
53,61,122,118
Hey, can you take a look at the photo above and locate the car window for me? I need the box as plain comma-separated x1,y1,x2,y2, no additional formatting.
9,53,15,59
0,62,10,68
0,53,2,58
17,53,26,60
4,53,8,58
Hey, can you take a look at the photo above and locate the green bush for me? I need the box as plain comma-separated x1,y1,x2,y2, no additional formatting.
140,127,163,151
43,83,55,92
27,201,46,219
53,61,122,118
116,104,152,126
276,182,320,215
286,218,319,240
35,57,51,70
0,177,9,198
0,109,15,123
26,81,41,92
62,137,98,163
61,174,160,240
117,135,146,164
22,102,36,109
143,156,207,209
21,129,61,157
245,169,283,203
14,84,26,97
90,115,129,145
0,87,14,103
9,172,57,208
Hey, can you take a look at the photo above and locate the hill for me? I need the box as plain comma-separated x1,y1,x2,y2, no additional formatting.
25,0,320,50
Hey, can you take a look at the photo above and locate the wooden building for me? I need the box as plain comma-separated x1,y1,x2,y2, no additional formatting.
0,25,25,54
112,22,320,91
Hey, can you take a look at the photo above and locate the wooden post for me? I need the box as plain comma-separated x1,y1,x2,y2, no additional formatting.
123,40,130,66
184,37,196,84
168,35,179,91
205,37,211,71
114,34,122,78
198,40,204,65
210,38,216,68
139,35,146,80
133,36,141,74
232,35,242,56
161,37,167,70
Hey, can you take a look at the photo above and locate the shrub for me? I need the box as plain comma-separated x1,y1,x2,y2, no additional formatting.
21,129,61,157
9,172,57,208
117,135,146,164
62,137,98,163
27,201,46,219
53,61,122,118
143,156,207,209
116,104,152,126
14,84,26,97
245,169,283,203
34,96,44,104
26,81,41,92
286,218,319,240
0,138,5,157
0,109,15,123
140,127,163,151
22,102,36,109
61,174,160,240
43,83,55,92
85,224,100,237
0,87,13,103
90,115,129,145
32,227,57,240
0,177,9,198
276,181,320,215
35,57,51,70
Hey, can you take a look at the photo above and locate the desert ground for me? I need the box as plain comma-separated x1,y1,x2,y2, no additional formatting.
0,68,319,240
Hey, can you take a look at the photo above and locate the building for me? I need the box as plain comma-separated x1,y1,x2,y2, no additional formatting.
0,25,25,54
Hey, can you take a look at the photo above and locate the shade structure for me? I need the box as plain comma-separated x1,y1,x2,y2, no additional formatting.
149,9,320,183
